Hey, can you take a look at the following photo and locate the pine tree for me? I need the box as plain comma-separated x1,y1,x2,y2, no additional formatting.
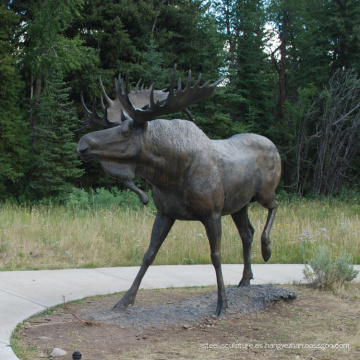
7,0,96,200
0,3,30,200
320,0,360,73
213,0,274,134
29,68,83,200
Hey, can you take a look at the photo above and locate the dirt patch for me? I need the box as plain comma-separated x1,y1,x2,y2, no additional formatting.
16,284,360,360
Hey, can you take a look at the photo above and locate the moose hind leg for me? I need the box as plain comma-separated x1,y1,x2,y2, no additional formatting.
231,205,255,287
113,212,175,311
203,215,228,317
258,196,278,262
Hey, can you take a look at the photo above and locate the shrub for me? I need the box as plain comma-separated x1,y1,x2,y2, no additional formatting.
303,245,359,290
65,186,155,211
66,187,90,208
90,187,118,207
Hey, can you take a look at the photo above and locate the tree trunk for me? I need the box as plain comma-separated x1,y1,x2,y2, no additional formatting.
271,5,291,188
30,73,42,131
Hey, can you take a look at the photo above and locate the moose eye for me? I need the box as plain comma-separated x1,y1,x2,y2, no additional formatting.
120,129,131,137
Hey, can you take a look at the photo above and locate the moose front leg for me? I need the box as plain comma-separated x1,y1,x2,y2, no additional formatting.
123,180,149,205
113,212,175,311
203,215,228,317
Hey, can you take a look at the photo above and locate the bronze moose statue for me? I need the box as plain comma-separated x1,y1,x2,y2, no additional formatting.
77,65,281,316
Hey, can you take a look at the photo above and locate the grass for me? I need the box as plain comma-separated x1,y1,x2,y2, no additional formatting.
0,198,359,271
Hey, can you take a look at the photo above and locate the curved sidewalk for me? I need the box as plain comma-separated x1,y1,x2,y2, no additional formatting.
1,264,360,360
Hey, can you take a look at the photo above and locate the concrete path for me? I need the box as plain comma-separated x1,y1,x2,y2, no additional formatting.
1,264,359,360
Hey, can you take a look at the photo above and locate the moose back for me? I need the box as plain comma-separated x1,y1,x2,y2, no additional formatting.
77,65,281,316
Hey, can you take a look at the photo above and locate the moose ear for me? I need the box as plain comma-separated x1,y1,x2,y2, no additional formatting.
121,109,132,122
122,109,147,130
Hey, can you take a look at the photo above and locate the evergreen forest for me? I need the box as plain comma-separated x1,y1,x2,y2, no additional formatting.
1,0,360,203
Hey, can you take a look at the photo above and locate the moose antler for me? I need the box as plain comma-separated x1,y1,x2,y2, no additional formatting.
75,94,119,132
116,64,222,125
77,66,207,132
100,76,168,123
77,77,169,132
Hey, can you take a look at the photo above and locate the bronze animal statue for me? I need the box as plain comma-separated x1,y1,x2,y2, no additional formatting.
77,65,281,316
78,72,193,204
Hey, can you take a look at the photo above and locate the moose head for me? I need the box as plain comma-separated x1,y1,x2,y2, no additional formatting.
77,65,281,317
77,64,219,204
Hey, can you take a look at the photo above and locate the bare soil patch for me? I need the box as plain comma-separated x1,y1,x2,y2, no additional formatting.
15,284,360,360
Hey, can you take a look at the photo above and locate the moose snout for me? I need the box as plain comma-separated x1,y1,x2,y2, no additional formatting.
76,137,96,162
76,140,89,155
76,145,91,162
77,144,89,154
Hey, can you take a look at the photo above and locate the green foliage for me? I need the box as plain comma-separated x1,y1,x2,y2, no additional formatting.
2,0,360,201
66,187,89,208
320,0,360,72
21,0,86,79
303,245,359,291
29,69,83,200
0,4,30,199
332,186,360,205
65,186,155,211
214,0,273,133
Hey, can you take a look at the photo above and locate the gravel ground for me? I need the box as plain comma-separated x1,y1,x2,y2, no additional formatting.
82,284,297,329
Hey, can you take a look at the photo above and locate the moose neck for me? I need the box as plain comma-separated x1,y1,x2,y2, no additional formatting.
136,119,210,189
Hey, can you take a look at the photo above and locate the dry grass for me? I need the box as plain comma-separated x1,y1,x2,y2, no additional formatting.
0,199,359,270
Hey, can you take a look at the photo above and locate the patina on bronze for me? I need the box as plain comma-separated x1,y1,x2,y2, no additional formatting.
77,65,281,317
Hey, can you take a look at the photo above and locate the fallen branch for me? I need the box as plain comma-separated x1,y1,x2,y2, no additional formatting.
62,296,100,327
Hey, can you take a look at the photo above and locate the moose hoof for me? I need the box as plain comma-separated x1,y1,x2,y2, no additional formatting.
112,297,134,311
214,307,226,318
112,303,128,312
262,246,272,262
214,299,228,318
138,193,149,205
238,278,251,287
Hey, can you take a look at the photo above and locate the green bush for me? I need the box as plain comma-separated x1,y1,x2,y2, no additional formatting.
303,245,359,290
66,187,90,208
65,186,155,211
90,187,118,207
